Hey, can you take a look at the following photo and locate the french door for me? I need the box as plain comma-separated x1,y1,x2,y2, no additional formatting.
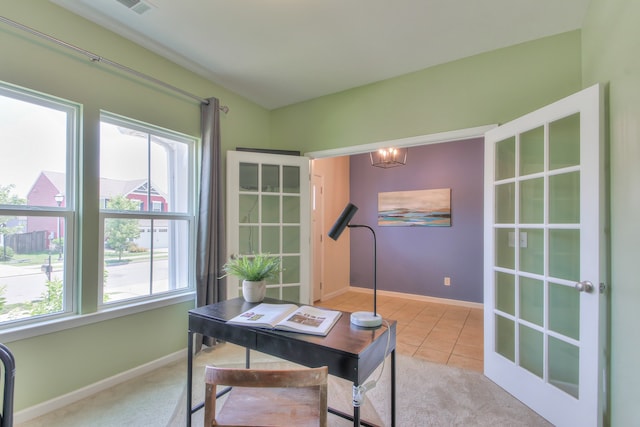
226,150,311,304
484,84,606,426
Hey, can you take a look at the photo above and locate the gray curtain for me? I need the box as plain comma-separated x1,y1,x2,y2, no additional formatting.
195,97,226,350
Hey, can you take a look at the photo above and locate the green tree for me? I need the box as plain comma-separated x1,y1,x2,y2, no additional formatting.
30,278,63,315
104,195,141,260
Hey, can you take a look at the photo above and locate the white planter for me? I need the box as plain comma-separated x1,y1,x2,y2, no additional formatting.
242,280,266,303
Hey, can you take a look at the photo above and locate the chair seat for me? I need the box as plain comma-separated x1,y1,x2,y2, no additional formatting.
204,366,328,427
217,386,322,427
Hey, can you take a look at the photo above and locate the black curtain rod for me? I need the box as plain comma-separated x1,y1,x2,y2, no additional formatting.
0,15,229,113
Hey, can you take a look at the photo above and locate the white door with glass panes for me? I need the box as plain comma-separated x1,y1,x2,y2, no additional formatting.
484,84,606,427
226,151,311,304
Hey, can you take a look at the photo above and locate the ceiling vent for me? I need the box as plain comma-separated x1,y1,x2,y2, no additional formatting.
115,0,154,15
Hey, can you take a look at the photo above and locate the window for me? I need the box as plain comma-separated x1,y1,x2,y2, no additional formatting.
99,113,195,305
0,82,78,326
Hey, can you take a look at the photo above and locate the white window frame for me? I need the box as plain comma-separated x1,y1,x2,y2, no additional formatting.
98,112,197,308
0,81,78,327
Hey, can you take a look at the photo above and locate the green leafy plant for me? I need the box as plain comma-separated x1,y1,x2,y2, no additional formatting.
30,278,63,315
222,253,281,282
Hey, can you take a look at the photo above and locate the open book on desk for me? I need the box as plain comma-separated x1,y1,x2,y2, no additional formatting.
227,303,342,336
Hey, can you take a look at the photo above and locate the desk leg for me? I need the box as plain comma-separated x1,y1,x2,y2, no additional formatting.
186,330,193,427
391,349,396,427
353,404,360,426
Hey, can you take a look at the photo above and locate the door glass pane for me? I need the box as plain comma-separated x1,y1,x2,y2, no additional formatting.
282,226,300,254
283,166,300,193
520,276,543,326
239,225,258,254
265,286,280,299
283,196,300,223
519,178,544,224
519,229,543,274
495,136,516,180
282,255,300,284
549,336,580,398
519,324,543,378
261,195,280,223
549,172,580,224
495,228,515,269
239,163,258,191
520,126,544,175
239,195,258,223
283,285,301,302
261,226,280,254
495,272,515,315
262,164,279,192
495,183,515,224
549,282,580,340
496,315,515,362
549,113,580,170
549,229,580,281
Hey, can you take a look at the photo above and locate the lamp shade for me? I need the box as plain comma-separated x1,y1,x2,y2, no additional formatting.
328,203,358,240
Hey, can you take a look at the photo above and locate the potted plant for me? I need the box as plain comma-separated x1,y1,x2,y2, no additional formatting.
222,253,281,302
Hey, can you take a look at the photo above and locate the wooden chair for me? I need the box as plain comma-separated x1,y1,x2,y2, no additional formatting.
204,365,328,427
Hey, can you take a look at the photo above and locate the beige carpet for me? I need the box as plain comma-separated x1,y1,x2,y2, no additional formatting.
169,342,552,427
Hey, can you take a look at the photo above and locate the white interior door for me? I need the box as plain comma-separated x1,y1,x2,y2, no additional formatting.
226,151,311,304
484,84,606,426
312,173,324,302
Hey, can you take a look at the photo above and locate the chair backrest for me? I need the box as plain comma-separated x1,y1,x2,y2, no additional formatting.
0,343,15,427
204,365,328,427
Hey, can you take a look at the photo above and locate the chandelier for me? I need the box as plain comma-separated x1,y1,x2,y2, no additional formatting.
370,147,408,168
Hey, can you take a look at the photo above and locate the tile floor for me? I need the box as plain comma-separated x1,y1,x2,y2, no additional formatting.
318,290,484,372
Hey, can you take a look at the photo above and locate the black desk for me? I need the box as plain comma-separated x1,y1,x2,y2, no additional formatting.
187,297,396,427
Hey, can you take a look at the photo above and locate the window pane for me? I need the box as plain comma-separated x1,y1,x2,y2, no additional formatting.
495,271,515,315
0,215,66,322
103,218,189,303
519,178,543,224
549,113,580,170
100,120,190,213
495,136,515,180
0,92,68,209
519,126,544,176
262,164,279,192
495,183,515,224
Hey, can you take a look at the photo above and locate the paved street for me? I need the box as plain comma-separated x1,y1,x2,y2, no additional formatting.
0,257,170,306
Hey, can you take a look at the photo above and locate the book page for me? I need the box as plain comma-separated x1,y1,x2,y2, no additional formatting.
275,305,342,335
227,303,298,328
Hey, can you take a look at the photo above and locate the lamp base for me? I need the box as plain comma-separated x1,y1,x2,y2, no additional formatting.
350,311,383,328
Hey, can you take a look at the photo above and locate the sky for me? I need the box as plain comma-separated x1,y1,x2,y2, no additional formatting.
0,94,171,200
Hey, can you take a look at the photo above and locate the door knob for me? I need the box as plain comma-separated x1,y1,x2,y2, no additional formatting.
574,281,594,293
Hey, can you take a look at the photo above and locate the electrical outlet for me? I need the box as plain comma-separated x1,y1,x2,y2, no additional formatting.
444,277,451,286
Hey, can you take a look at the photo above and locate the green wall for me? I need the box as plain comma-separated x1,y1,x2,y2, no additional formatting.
0,1,271,411
583,0,640,425
270,31,582,153
5,1,630,423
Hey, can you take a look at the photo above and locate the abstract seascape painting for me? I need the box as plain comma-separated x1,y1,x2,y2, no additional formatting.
378,188,451,226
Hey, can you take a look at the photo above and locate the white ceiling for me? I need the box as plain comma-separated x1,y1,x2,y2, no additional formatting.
52,0,591,109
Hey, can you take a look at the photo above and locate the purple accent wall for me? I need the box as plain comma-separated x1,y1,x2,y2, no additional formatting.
349,138,484,303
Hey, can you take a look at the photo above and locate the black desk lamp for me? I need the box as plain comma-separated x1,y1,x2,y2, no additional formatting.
328,203,382,328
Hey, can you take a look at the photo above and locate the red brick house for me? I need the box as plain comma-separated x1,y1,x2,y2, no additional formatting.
26,171,168,248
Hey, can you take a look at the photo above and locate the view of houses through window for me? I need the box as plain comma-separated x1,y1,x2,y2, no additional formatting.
0,82,196,327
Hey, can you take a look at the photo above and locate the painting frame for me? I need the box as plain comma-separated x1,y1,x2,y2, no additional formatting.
378,188,451,227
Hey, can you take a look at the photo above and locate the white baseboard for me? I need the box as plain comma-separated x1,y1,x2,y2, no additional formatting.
346,286,484,309
14,349,187,424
